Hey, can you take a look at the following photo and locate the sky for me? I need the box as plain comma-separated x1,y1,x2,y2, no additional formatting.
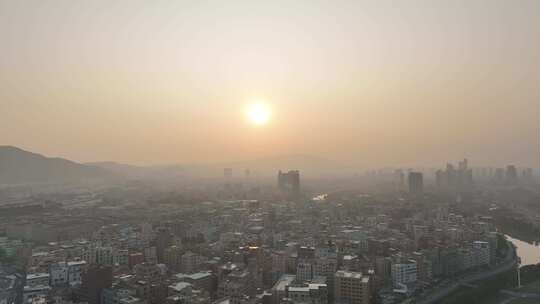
1,0,540,168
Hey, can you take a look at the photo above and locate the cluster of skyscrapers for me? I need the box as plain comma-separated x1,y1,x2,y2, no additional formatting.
435,159,474,192
277,171,300,195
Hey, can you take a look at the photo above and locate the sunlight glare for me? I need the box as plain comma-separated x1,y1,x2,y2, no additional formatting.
246,102,270,126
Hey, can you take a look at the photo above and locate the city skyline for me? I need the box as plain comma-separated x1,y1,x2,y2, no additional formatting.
3,2,540,304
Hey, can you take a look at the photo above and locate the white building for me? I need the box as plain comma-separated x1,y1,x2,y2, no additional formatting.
67,260,86,286
49,262,68,287
391,260,417,287
49,260,87,287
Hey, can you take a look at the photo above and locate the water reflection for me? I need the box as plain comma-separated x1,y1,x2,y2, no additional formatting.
506,235,540,266
312,194,328,201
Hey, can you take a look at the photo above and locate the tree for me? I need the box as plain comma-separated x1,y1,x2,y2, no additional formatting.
0,247,15,264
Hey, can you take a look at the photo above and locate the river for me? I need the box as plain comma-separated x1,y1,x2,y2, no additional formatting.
312,194,328,201
506,234,540,266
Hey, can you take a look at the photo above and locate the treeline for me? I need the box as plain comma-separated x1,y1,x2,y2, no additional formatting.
439,269,517,304
492,208,540,244
438,264,540,304
520,264,540,285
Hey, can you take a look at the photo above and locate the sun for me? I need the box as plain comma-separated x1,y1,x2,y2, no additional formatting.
246,102,270,125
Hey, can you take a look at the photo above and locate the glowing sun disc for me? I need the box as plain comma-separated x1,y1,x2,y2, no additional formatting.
246,103,270,125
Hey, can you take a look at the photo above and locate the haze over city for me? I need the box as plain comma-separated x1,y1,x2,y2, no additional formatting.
2,0,540,168
2,3,540,304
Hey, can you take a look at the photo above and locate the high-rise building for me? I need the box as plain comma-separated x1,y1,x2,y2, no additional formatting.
67,260,87,286
391,259,417,288
113,249,128,267
154,227,172,264
296,262,313,282
95,247,113,266
522,168,534,183
313,258,338,301
46,260,84,288
435,159,473,192
458,158,468,171
50,262,69,287
278,170,300,193
181,251,206,274
494,168,505,183
472,241,490,266
408,172,423,195
298,246,316,260
394,169,405,191
143,246,157,264
0,267,24,304
506,165,518,184
129,253,144,270
134,263,162,282
435,170,444,188
334,270,370,304
163,245,183,272
410,252,432,283
79,265,113,304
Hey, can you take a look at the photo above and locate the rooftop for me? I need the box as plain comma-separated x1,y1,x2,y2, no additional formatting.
175,271,212,281
27,273,49,280
169,282,192,292
335,270,364,279
272,274,296,291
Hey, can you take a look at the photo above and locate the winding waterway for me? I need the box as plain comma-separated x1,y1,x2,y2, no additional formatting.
506,234,540,266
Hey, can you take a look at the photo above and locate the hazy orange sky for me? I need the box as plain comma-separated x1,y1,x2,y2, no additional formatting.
1,0,540,167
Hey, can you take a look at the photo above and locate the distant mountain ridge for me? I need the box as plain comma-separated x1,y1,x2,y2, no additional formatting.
87,154,343,178
0,146,113,185
90,154,346,178
86,161,186,179
0,146,345,185
219,154,343,175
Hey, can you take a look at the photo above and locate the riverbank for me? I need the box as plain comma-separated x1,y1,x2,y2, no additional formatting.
439,268,517,304
493,265,540,303
413,238,518,304
491,207,540,244
422,232,540,304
